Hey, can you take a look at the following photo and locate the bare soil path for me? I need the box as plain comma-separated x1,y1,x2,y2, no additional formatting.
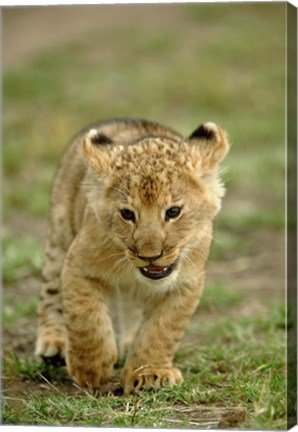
3,5,183,68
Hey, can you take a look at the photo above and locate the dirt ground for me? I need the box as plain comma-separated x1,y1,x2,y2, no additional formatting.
3,5,186,68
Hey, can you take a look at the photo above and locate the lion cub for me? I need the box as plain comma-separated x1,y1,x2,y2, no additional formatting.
35,119,229,393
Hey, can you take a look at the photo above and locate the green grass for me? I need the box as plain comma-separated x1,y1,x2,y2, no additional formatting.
2,301,286,428
200,281,245,310
218,209,285,230
209,229,252,260
3,299,38,327
2,235,43,282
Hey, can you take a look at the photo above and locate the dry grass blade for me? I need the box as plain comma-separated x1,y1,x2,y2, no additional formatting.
36,372,65,396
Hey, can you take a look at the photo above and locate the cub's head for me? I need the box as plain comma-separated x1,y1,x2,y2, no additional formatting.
82,122,229,287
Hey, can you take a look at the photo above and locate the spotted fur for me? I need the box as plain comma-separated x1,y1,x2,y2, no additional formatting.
35,118,229,392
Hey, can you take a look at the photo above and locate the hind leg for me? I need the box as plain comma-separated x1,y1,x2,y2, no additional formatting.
35,220,70,363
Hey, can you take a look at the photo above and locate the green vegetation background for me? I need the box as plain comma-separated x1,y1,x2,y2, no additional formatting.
2,3,287,429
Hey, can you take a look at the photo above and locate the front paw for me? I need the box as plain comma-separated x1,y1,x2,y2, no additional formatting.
121,365,183,393
67,357,113,389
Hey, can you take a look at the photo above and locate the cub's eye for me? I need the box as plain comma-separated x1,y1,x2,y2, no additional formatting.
165,206,182,221
120,208,136,222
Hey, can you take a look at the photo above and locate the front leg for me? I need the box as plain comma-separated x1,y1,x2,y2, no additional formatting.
121,284,202,393
62,264,117,389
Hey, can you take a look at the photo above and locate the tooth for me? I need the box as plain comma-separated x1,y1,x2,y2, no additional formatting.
163,267,168,271
143,268,149,272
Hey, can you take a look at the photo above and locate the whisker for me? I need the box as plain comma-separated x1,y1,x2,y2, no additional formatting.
112,256,129,273
80,248,124,263
101,255,130,280
179,251,194,266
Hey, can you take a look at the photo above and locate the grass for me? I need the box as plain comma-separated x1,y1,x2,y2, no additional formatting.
199,281,245,310
2,2,287,429
2,235,43,282
2,300,285,428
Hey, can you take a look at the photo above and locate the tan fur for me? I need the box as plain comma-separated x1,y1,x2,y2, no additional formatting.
35,119,229,392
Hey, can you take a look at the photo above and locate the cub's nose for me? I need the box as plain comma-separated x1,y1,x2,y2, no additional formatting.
137,251,163,263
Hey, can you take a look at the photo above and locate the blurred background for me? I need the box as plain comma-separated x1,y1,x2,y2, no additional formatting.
2,3,287,428
3,2,286,316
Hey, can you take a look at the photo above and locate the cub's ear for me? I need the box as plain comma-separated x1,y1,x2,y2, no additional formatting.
81,129,114,175
188,122,229,174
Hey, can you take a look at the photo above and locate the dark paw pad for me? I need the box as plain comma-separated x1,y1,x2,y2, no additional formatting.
42,353,66,367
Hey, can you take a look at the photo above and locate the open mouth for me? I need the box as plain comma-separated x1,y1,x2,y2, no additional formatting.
139,262,177,280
